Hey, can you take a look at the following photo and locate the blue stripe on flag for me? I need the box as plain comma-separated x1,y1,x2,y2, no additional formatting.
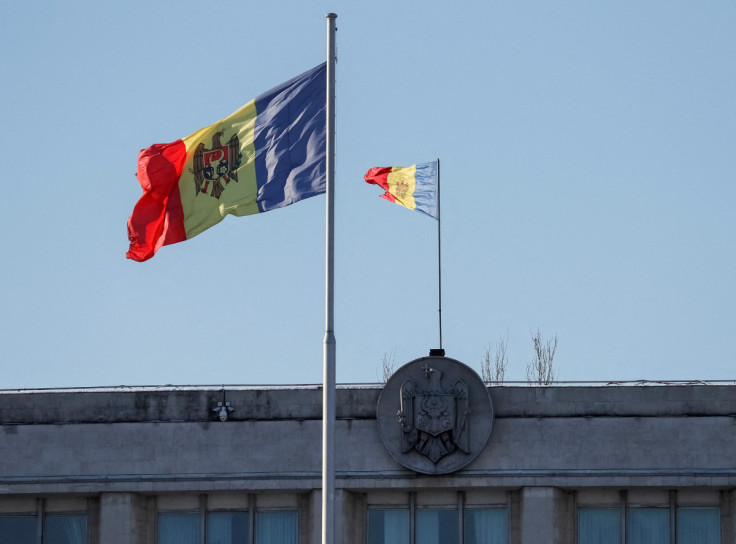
253,63,327,212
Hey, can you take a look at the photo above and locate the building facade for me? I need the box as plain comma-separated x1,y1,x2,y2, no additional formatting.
1,360,735,543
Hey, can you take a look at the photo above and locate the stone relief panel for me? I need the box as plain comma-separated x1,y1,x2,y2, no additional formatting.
377,355,494,475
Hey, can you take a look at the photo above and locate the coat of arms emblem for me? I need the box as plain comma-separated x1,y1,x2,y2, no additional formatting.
398,364,469,464
376,355,493,475
191,131,242,199
393,179,410,200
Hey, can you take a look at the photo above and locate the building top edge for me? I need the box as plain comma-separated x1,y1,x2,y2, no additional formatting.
1,380,734,395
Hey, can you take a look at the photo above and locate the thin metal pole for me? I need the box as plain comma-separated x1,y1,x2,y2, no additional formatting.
457,491,465,544
437,158,443,350
35,498,43,544
409,492,416,544
199,494,207,544
322,12,337,544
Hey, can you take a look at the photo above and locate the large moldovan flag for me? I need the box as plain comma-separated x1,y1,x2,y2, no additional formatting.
364,161,438,219
127,63,327,262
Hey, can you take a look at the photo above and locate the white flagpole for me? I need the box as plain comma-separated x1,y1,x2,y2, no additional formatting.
322,12,337,544
437,158,443,351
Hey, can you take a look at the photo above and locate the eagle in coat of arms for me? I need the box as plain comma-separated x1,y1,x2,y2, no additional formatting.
191,131,242,199
397,365,469,464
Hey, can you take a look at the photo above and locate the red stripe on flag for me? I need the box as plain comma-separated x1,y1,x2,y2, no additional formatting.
126,140,188,262
364,166,396,203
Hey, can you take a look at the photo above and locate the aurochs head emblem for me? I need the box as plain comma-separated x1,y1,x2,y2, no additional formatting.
191,131,242,199
377,356,493,475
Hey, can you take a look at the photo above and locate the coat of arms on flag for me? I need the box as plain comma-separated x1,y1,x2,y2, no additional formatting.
191,131,242,199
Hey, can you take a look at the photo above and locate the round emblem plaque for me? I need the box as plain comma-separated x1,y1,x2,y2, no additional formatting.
376,355,494,475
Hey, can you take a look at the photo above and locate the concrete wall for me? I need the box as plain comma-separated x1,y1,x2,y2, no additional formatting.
99,493,154,544
0,384,734,543
2,385,735,493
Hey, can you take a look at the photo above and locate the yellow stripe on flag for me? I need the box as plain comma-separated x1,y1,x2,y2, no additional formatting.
386,165,417,211
178,100,260,239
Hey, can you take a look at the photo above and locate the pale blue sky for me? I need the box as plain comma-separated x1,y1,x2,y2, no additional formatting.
1,1,734,388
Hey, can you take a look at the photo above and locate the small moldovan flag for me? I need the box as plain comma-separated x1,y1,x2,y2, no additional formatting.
127,63,327,262
363,161,438,219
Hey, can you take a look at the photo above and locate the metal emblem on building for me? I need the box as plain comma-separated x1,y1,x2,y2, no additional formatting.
398,365,469,464
377,355,494,475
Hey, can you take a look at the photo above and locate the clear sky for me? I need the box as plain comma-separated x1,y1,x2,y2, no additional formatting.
1,1,734,389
